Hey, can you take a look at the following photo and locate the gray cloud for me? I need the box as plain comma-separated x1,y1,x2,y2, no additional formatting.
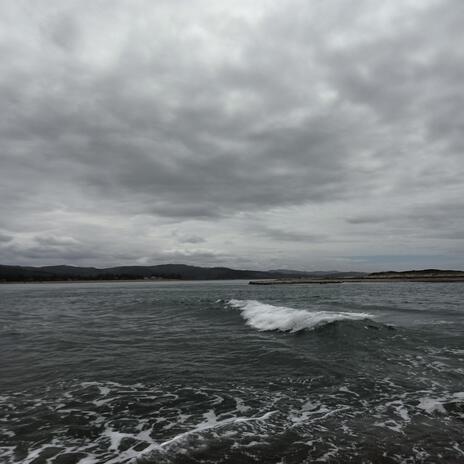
35,235,80,246
249,225,327,243
346,216,389,225
172,231,206,244
0,233,13,243
1,0,463,270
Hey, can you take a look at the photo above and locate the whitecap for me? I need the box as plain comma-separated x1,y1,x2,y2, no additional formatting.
417,397,446,414
228,299,372,332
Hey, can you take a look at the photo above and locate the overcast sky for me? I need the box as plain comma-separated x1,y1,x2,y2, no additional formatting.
1,0,463,271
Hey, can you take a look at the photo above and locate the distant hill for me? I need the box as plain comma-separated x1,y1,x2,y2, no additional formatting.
0,264,314,282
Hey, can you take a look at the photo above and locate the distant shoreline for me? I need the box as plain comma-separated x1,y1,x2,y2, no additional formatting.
249,277,464,285
2,277,464,285
2,265,464,284
0,278,188,285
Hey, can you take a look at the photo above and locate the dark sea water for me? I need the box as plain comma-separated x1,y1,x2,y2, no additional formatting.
1,281,464,463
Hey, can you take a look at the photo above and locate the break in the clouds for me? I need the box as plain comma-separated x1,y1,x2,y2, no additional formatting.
1,0,463,271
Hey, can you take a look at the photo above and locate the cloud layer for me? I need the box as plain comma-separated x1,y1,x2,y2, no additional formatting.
1,0,463,270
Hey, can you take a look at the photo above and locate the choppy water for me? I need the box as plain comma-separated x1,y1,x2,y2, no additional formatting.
1,281,464,463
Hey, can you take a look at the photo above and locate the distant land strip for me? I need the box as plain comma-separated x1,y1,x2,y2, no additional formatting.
249,269,464,285
1,264,464,283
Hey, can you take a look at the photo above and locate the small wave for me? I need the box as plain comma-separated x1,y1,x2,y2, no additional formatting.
228,299,372,332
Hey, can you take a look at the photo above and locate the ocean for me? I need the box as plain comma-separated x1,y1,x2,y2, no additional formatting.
1,281,463,463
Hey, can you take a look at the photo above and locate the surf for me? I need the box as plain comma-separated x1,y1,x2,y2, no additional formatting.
228,299,372,332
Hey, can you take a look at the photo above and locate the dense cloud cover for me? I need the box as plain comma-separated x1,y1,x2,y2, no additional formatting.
1,0,463,270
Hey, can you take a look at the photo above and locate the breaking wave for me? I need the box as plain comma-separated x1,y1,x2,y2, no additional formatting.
228,299,372,332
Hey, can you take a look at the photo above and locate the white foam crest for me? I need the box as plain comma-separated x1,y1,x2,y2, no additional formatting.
158,409,276,449
135,409,277,461
228,299,372,332
417,397,447,414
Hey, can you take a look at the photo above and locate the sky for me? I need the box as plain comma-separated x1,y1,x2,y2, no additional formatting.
1,0,464,271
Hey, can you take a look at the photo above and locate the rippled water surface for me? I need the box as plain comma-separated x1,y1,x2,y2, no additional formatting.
1,281,464,463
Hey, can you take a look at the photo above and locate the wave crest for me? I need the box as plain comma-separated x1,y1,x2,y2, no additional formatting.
228,299,372,332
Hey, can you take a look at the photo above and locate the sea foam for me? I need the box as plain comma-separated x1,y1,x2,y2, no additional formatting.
228,299,372,332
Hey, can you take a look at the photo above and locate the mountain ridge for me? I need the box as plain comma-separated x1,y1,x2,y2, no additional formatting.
0,263,318,282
